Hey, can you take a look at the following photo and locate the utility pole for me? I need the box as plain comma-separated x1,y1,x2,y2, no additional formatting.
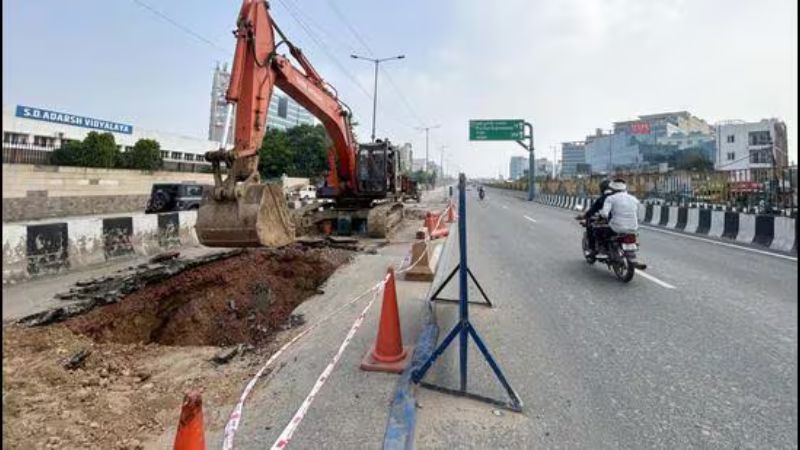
440,145,448,184
350,54,405,142
416,124,441,172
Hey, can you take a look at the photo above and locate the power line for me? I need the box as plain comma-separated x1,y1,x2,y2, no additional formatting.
325,0,427,127
130,0,228,54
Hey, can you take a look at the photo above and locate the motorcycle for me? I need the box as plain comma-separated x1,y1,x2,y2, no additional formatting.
578,216,646,283
478,188,485,200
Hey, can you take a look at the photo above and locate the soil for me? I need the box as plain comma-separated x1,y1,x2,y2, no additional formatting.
2,246,352,450
65,246,352,347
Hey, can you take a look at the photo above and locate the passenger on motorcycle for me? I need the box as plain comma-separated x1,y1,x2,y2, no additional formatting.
575,179,612,258
594,179,640,253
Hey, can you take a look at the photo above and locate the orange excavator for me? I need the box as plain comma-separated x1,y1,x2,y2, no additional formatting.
196,0,411,247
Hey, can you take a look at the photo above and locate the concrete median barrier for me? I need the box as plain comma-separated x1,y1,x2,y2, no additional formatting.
650,204,661,225
709,210,726,238
770,216,796,252
736,213,755,244
753,215,774,247
675,207,688,230
722,212,739,240
685,208,699,233
2,210,201,284
666,206,679,228
658,205,670,226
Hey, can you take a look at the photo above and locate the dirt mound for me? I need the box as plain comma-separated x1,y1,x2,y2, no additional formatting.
65,246,352,347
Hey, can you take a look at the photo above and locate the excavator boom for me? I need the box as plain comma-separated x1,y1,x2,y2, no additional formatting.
196,0,361,247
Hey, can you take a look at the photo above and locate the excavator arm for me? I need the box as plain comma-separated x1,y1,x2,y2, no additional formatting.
197,0,359,247
214,0,356,194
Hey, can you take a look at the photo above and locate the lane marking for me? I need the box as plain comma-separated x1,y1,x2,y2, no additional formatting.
640,225,798,262
523,215,537,223
636,270,676,289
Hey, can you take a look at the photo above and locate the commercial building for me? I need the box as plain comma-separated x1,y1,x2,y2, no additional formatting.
561,141,586,177
509,155,528,180
534,157,553,178
714,119,789,181
584,129,641,174
3,105,218,171
208,63,316,145
397,143,413,173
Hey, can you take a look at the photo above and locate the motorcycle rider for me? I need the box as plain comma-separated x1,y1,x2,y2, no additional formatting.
576,179,612,257
478,185,485,200
595,179,640,254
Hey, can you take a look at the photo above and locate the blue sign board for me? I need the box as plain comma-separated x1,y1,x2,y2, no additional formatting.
15,105,133,135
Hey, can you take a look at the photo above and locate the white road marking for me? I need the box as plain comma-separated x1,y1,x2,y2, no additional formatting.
523,215,537,223
636,270,676,289
640,225,798,262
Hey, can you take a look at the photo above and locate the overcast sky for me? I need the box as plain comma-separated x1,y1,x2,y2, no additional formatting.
3,0,797,177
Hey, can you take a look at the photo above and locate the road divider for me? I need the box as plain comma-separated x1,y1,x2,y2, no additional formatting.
533,193,796,255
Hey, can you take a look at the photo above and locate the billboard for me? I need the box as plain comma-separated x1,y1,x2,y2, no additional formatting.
15,105,133,134
629,122,650,135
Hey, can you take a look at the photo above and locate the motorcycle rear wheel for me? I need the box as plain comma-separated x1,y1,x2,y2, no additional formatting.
612,248,635,282
582,233,596,265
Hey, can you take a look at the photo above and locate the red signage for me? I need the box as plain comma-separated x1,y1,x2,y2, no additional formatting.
629,122,650,135
728,181,763,193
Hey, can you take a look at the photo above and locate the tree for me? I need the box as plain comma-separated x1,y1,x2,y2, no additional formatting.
121,139,163,170
81,132,119,168
258,124,330,179
259,128,296,179
51,140,84,166
50,132,119,168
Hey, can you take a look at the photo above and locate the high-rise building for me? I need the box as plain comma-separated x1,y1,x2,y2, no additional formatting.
208,63,316,145
561,141,586,177
509,155,528,180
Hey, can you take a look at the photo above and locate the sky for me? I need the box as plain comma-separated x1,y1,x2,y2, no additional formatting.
3,0,797,177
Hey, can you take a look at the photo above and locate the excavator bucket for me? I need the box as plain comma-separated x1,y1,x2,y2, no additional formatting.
196,183,295,247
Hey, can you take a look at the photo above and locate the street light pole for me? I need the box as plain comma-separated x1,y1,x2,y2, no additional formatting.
351,54,405,142
416,124,441,172
440,145,448,184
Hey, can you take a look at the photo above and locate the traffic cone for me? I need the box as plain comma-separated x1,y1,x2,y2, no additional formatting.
360,267,413,373
447,201,455,223
173,388,205,450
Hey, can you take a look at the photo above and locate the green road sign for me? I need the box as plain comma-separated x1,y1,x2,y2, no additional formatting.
469,119,525,141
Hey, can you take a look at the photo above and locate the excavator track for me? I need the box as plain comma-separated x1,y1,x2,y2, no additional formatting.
366,201,404,238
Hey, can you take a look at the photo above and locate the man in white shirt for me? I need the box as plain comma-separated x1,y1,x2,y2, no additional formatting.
593,179,640,255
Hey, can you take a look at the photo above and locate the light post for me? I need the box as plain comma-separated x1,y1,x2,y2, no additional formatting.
350,53,405,142
416,124,441,172
439,145,448,184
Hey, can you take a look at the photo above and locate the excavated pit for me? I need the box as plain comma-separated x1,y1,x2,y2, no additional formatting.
64,246,352,347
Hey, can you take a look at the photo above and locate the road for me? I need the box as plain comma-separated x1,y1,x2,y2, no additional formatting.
415,187,797,449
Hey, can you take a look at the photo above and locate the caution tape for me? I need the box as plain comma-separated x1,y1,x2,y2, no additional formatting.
271,283,384,449
221,203,452,449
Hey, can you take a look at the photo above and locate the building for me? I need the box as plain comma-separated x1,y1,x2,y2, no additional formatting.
561,141,586,177
534,157,553,178
208,63,316,145
584,129,642,174
613,111,712,138
714,119,789,181
509,155,528,180
3,105,218,171
397,143,413,173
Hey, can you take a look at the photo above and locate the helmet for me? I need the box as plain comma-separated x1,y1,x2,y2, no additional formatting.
599,179,610,192
609,178,627,192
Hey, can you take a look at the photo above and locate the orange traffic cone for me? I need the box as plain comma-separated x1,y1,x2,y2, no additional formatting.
173,388,205,450
360,267,413,373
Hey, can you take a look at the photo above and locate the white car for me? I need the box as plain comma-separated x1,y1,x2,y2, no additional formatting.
298,185,317,200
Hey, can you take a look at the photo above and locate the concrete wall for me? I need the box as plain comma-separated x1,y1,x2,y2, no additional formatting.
2,164,214,222
2,210,200,284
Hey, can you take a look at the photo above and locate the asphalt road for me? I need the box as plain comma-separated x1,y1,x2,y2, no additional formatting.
415,187,797,449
